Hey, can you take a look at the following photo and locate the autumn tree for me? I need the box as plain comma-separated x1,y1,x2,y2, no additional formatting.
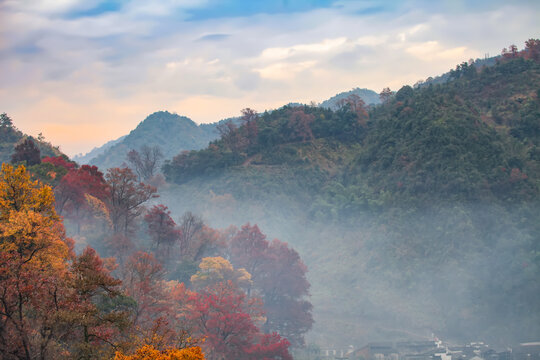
54,165,110,235
524,38,540,61
245,333,292,360
55,165,108,211
240,108,259,148
42,156,76,171
122,251,168,329
170,219,223,285
228,224,313,347
0,164,72,359
144,205,180,251
114,344,205,360
339,94,369,126
216,120,247,153
104,233,134,266
188,281,292,360
502,44,519,59
229,224,268,295
259,239,313,347
190,257,252,291
127,146,164,182
11,138,41,166
106,167,157,235
65,247,132,359
288,109,314,142
188,282,260,360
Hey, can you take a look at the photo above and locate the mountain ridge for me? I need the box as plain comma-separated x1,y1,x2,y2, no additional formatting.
78,111,219,170
75,88,383,170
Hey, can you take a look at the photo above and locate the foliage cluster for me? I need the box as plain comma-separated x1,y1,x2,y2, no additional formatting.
0,159,310,359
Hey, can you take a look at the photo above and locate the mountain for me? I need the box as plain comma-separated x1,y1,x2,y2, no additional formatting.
0,113,64,164
78,111,219,170
77,87,381,170
159,55,540,347
72,135,126,165
319,87,381,109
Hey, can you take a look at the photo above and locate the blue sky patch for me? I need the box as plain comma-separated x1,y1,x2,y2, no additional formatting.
198,34,231,42
65,1,123,19
186,0,336,21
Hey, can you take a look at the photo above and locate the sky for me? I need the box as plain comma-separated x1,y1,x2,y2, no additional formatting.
1,0,539,156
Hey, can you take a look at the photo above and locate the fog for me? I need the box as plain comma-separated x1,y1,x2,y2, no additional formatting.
155,179,540,349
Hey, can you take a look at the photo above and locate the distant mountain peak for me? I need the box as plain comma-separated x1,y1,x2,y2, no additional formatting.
75,111,219,170
319,87,380,109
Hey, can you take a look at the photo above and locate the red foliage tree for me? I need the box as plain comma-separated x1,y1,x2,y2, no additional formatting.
524,38,540,61
55,165,109,215
258,239,313,346
341,94,369,126
42,156,76,171
246,333,292,360
54,165,110,234
144,205,180,251
11,138,41,165
188,282,292,360
229,224,268,294
122,252,168,329
241,108,259,148
228,224,313,347
288,109,314,142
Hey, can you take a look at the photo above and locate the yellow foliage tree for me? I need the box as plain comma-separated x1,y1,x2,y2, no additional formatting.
0,163,71,268
85,193,113,227
0,164,73,358
0,163,57,220
190,256,252,290
114,344,205,360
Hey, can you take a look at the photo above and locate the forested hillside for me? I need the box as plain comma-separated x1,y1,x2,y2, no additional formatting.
78,111,219,169
77,87,383,171
0,113,64,164
161,43,540,347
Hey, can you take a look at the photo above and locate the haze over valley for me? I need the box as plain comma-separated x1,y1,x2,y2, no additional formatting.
0,1,539,359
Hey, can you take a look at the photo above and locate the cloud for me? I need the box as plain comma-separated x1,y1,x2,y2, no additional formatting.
2,0,99,15
260,37,348,61
406,41,472,61
256,61,317,80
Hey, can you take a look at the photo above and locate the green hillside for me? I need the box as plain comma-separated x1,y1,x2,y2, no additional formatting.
160,55,540,346
80,111,219,169
319,87,381,109
0,113,64,164
78,87,383,171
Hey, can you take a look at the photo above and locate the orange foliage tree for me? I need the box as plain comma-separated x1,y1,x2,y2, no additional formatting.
114,344,205,360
